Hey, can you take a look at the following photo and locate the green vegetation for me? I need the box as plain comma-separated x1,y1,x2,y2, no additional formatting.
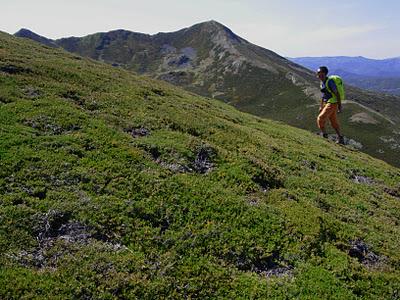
24,21,400,167
1,32,400,299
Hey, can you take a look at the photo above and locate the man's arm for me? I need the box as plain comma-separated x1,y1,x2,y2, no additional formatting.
319,99,324,112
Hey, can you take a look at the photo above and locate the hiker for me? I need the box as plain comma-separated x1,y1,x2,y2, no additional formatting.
316,66,344,144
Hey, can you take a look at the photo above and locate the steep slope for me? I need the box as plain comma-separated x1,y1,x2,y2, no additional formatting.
1,32,400,299
14,21,400,167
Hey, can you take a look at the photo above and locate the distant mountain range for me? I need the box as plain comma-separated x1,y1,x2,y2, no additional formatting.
14,22,400,166
288,56,400,95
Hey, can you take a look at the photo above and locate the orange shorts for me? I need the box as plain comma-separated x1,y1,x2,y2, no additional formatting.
317,103,340,131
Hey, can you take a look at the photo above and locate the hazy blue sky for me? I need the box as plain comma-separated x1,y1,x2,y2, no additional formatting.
2,0,399,58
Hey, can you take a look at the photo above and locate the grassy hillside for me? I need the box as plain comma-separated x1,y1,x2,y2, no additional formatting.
16,22,400,167
1,32,400,299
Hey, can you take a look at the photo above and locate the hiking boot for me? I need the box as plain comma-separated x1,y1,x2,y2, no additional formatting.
316,132,328,139
336,136,345,144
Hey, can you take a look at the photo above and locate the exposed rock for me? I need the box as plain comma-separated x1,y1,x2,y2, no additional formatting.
35,210,74,242
348,240,386,268
181,47,197,59
349,171,375,185
302,160,317,171
23,118,59,134
161,47,197,71
158,161,191,173
143,144,216,174
345,138,363,149
13,210,124,269
191,145,215,174
321,134,363,149
23,116,81,135
384,186,400,199
23,86,40,98
247,196,261,206
380,136,400,150
61,90,83,105
351,175,374,185
226,250,293,278
264,266,293,278
0,64,32,75
160,44,177,55
167,55,191,68
125,127,151,138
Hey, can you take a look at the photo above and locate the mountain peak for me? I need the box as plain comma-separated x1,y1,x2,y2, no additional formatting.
197,20,226,28
189,20,243,44
15,28,36,36
14,28,57,48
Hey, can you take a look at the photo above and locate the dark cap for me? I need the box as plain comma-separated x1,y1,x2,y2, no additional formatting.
317,66,329,74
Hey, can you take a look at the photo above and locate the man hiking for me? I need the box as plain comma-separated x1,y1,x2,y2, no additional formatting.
316,66,344,144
